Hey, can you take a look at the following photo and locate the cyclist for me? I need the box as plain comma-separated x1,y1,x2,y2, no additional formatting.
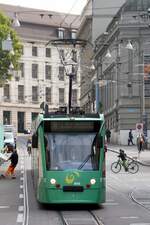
118,149,128,171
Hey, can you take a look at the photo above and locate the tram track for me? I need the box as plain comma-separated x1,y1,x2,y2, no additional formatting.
129,188,150,213
108,181,150,214
58,210,104,225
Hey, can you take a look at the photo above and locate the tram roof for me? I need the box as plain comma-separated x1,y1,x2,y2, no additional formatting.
32,113,104,132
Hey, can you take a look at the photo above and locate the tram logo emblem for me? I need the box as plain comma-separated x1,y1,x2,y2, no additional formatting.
65,171,80,184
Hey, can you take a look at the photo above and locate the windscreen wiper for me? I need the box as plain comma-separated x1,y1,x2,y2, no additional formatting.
77,154,92,170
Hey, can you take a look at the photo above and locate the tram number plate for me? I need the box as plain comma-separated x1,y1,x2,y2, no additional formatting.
63,186,84,192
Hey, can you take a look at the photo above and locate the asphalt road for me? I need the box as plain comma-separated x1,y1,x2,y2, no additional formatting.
1,137,150,225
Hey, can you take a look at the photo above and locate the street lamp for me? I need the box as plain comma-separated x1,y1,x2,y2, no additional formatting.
64,59,78,113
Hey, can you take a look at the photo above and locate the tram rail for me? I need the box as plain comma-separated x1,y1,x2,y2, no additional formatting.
58,210,104,225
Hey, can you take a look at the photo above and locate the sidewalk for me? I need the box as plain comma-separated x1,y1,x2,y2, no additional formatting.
108,144,150,166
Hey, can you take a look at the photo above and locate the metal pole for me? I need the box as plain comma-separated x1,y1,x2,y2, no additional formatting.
95,81,99,112
68,73,73,114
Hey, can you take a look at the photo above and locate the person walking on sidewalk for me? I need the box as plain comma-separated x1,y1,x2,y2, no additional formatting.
106,128,111,143
128,129,134,145
137,133,145,154
1,145,18,179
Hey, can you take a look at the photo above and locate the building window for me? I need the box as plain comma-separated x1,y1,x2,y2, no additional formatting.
72,50,77,62
144,55,150,97
32,112,38,121
46,87,51,103
59,88,64,104
46,48,51,57
72,89,77,106
71,29,77,39
18,85,24,101
32,64,38,78
20,63,24,77
58,28,65,39
59,49,65,61
4,84,10,101
32,86,38,102
3,111,11,125
32,46,38,56
59,66,65,81
45,65,51,80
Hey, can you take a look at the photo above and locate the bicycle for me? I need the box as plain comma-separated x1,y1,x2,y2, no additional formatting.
111,156,139,174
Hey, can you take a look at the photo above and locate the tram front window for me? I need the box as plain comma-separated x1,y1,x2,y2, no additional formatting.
45,133,100,171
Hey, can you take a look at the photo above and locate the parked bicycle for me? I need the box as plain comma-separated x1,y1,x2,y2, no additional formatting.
111,149,139,174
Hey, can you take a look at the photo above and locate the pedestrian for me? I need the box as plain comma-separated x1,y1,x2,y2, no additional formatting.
27,137,32,156
1,145,18,179
128,129,134,145
137,133,145,154
106,128,111,143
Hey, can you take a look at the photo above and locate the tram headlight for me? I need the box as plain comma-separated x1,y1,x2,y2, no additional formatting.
50,178,56,185
90,179,96,185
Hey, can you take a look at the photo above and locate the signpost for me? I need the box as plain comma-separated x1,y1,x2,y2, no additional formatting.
136,123,143,133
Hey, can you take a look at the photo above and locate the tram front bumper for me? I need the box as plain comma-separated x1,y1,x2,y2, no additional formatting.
37,187,105,204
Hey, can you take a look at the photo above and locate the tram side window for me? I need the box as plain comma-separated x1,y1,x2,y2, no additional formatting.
44,135,51,170
91,135,101,170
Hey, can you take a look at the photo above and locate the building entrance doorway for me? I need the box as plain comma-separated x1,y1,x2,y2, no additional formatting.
18,112,25,133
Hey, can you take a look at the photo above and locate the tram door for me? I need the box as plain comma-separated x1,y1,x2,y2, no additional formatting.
18,112,25,133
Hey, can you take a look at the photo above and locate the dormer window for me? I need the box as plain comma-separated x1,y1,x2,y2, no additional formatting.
58,27,65,39
71,29,77,39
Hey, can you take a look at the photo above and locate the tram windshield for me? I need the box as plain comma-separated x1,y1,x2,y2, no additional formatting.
44,133,100,171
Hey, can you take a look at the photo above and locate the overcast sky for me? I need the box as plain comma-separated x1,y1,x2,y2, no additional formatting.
0,0,87,14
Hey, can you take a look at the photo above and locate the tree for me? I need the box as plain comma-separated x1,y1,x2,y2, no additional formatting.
0,12,22,86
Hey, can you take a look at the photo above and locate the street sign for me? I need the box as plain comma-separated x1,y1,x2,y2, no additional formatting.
136,123,143,133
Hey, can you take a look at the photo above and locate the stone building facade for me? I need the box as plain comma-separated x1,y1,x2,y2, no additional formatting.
94,0,150,144
0,4,80,132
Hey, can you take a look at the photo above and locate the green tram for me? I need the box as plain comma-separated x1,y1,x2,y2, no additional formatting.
31,110,106,205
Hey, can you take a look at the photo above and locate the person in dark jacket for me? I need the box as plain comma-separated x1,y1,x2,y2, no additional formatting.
128,129,134,145
106,128,111,143
2,146,18,179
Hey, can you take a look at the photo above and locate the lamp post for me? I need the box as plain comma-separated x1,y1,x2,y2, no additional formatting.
65,60,78,114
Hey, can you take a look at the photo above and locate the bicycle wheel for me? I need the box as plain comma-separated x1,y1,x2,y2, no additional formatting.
128,162,139,174
111,162,121,173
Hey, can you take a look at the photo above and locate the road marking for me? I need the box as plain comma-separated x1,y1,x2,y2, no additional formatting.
20,177,24,181
0,206,10,209
130,224,150,225
120,216,139,219
21,165,24,170
19,194,24,199
20,185,23,189
21,170,24,174
139,202,150,204
18,205,24,212
17,213,23,223
106,199,115,202
102,202,119,206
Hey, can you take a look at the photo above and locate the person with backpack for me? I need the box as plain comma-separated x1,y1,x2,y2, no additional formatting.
118,149,128,171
